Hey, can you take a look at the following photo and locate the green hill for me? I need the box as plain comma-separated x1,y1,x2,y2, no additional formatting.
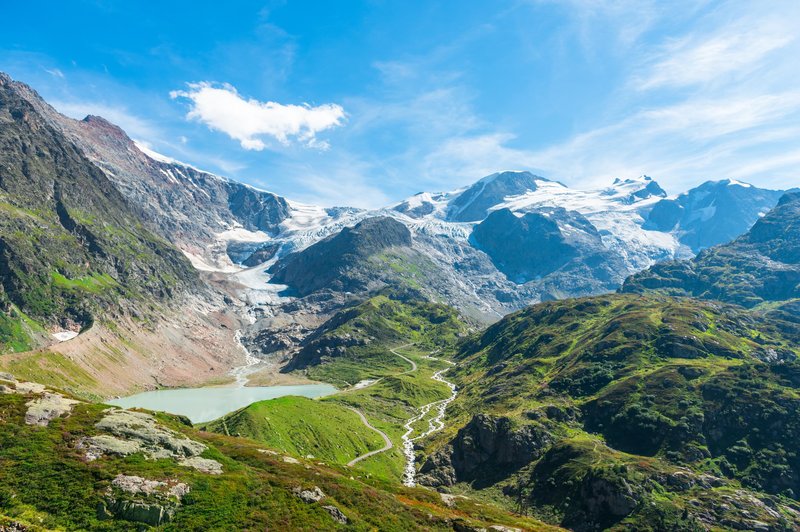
286,292,468,386
201,396,385,466
416,294,800,530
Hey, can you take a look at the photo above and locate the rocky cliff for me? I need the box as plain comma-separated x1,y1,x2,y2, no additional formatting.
0,73,196,351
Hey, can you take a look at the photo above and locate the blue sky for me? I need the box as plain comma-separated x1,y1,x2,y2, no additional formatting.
2,0,799,207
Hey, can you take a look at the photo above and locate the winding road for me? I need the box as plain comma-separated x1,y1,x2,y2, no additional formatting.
345,344,458,487
345,407,394,466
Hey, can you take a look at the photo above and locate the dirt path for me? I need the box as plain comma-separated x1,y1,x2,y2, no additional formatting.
393,345,417,374
346,407,394,466
345,344,414,466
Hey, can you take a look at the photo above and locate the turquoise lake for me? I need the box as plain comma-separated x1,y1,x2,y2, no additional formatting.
108,383,338,423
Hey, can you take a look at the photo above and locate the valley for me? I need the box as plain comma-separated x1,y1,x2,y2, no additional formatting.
1,69,799,531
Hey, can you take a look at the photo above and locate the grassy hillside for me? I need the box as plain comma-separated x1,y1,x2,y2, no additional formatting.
287,292,468,386
0,373,555,531
201,396,386,465
208,345,455,482
414,294,800,530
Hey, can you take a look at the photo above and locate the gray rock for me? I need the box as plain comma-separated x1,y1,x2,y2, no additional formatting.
293,486,325,503
179,456,223,475
322,504,348,524
111,474,189,500
79,434,142,460
95,409,207,459
24,392,79,426
100,498,175,527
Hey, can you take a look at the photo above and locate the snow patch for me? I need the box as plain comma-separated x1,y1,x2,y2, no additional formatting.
216,227,271,243
52,331,79,342
134,141,180,164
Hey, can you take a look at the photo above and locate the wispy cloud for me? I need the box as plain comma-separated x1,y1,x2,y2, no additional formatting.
422,0,800,194
170,82,346,150
44,67,64,79
635,24,795,90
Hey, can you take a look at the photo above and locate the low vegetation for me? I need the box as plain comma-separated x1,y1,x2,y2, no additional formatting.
415,294,800,530
0,374,551,531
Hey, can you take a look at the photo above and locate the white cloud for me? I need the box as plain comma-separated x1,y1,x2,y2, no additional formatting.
170,82,346,150
44,68,64,79
636,29,794,90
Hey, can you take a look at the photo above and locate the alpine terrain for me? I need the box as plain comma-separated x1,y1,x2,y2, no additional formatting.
0,58,797,532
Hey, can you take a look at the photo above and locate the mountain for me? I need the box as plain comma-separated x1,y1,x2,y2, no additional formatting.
416,294,800,531
447,171,552,222
0,73,196,352
6,75,361,270
268,216,413,297
624,191,800,307
471,207,626,287
9,72,786,321
644,179,786,252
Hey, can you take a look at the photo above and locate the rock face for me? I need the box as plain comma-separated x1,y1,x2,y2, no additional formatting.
624,192,800,307
471,207,625,287
644,179,785,252
418,414,551,488
448,171,550,222
0,72,196,349
268,216,412,296
8,76,291,255
525,442,645,531
99,474,190,527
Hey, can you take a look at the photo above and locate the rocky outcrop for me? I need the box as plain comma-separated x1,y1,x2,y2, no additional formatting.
293,486,326,503
98,474,190,527
471,207,626,286
323,505,348,524
284,333,369,371
418,414,551,488
24,392,79,426
81,409,223,474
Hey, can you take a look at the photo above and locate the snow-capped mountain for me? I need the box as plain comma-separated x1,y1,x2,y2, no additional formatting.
9,74,786,319
644,179,786,252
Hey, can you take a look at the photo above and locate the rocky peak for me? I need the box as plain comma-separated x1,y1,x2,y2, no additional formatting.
606,175,667,203
448,171,549,222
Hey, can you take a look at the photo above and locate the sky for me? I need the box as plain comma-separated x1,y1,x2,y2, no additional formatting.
2,0,799,208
